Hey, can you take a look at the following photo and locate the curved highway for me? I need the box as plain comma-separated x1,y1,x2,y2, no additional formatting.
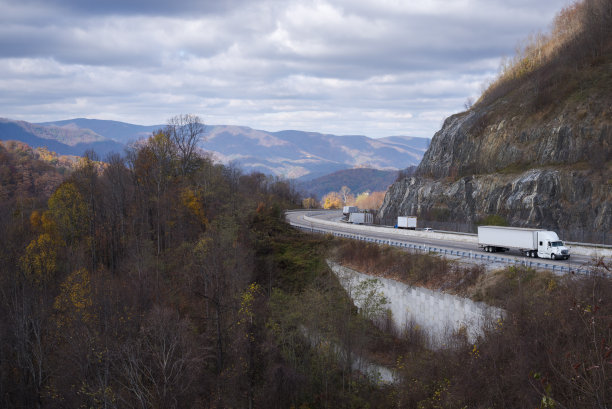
286,210,606,275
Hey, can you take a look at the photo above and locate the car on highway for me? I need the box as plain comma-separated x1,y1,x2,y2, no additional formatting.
423,227,433,232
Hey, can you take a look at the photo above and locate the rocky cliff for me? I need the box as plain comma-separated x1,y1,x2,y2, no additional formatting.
380,168,611,236
379,10,612,241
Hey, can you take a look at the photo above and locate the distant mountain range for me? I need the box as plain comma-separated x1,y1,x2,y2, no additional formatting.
0,118,126,158
0,118,429,180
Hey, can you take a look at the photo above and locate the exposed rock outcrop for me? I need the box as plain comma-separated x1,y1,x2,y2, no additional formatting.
417,109,611,180
379,60,612,239
380,168,612,234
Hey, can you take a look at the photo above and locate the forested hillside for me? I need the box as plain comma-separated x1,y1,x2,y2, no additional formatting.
0,127,611,408
0,126,422,408
0,141,74,209
298,167,398,200
0,127,310,407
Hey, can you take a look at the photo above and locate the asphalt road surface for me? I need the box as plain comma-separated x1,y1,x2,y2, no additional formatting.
286,210,598,273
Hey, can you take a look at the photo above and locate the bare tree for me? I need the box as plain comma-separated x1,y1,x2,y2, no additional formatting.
166,114,205,176
101,153,131,273
581,0,612,58
117,306,199,409
464,96,474,110
339,186,351,205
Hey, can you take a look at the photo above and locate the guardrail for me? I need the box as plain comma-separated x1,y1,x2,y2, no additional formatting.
409,228,612,250
290,223,596,276
286,209,612,252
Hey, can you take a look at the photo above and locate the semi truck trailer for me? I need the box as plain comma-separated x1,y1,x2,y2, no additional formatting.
349,212,373,225
478,226,570,260
397,216,417,229
343,206,359,215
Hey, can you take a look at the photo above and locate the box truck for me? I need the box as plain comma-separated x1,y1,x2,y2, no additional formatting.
478,226,570,260
397,216,417,229
343,206,359,215
349,212,373,225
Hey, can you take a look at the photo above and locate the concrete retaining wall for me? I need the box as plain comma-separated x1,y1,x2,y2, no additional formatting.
328,261,503,348
569,243,612,258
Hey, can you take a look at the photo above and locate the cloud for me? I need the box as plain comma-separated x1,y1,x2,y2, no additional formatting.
0,0,568,137
9,0,256,17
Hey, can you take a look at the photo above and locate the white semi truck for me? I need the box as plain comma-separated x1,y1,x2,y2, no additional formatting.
478,226,570,260
397,216,417,229
349,212,373,225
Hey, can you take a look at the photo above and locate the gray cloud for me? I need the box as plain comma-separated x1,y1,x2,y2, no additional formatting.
0,0,568,138
11,0,257,17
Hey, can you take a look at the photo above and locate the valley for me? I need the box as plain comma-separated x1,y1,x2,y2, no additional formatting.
1,0,611,406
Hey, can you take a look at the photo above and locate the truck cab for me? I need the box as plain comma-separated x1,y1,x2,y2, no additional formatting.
537,232,570,260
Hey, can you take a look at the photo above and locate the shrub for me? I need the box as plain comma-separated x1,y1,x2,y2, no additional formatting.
478,214,508,226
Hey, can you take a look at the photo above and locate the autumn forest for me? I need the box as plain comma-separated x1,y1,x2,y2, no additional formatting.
1,114,611,409
0,115,309,408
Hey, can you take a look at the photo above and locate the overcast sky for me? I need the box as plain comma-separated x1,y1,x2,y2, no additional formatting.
0,0,569,138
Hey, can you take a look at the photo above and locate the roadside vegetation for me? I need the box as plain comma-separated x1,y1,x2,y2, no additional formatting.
330,239,612,408
321,185,386,210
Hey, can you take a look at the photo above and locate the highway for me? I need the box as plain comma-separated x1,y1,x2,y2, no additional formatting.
286,210,605,275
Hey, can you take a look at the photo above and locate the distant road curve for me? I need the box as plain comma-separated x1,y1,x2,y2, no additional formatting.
286,210,611,276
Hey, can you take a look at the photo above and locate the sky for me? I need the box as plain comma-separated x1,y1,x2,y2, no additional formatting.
0,0,570,138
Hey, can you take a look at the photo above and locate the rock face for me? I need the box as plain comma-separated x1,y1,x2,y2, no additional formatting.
379,70,612,240
416,107,611,180
380,169,612,235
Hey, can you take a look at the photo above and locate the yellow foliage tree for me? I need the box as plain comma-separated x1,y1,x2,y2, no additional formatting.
29,210,41,230
30,209,59,236
180,187,208,228
36,146,58,163
354,191,386,210
48,182,88,244
20,233,58,286
354,191,369,205
302,197,317,209
238,283,262,330
40,211,57,234
53,268,95,328
321,191,343,209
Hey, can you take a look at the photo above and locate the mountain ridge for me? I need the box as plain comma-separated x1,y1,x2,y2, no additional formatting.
0,117,429,179
297,168,399,199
